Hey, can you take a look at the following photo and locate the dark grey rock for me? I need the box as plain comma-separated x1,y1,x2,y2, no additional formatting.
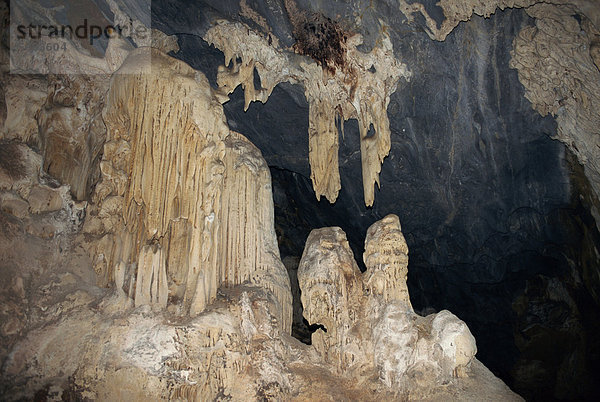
58,1,599,399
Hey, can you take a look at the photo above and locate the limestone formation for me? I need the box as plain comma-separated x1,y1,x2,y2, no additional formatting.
85,48,291,330
397,0,536,41
298,215,477,388
1,75,47,145
297,227,364,373
204,20,411,206
3,0,149,200
0,142,293,400
396,0,598,41
363,214,411,308
37,74,109,201
510,3,600,225
396,0,600,226
0,2,535,400
0,142,85,232
1,71,109,201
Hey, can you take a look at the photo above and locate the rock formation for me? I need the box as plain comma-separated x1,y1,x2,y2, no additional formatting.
396,0,600,228
363,214,412,307
0,97,518,401
83,47,291,328
0,39,523,397
205,19,411,206
5,0,599,400
298,215,478,390
510,3,600,226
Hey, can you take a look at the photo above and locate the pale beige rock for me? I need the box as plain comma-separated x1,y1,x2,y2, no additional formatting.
364,214,411,308
0,192,29,219
298,227,364,373
205,20,411,206
134,245,168,308
27,186,63,214
89,48,291,330
0,268,294,401
298,215,478,389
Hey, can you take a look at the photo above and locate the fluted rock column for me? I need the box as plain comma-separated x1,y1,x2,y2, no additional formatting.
86,48,291,331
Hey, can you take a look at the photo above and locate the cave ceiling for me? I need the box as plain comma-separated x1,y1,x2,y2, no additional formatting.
149,1,600,397
2,0,600,400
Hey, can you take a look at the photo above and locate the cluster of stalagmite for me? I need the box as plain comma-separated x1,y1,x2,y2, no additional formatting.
0,1,533,399
298,215,477,385
83,48,291,330
204,20,411,206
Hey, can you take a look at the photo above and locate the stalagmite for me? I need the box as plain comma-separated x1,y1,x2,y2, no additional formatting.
298,214,477,385
363,214,412,308
86,48,291,331
297,227,363,372
204,20,411,206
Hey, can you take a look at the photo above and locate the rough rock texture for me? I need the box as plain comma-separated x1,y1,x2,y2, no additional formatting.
2,0,600,400
0,151,521,400
510,3,600,226
363,214,412,307
204,18,410,205
0,142,88,366
37,74,109,201
1,45,521,402
2,72,108,201
83,48,291,329
3,0,176,202
188,3,600,399
298,216,477,391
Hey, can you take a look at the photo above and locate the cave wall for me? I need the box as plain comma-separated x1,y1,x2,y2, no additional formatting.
1,0,599,399
169,4,600,400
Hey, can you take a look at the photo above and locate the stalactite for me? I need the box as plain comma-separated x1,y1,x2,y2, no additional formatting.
204,20,411,206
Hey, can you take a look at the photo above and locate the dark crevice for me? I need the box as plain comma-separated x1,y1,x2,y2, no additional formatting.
364,123,375,139
306,321,326,333
253,67,262,90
